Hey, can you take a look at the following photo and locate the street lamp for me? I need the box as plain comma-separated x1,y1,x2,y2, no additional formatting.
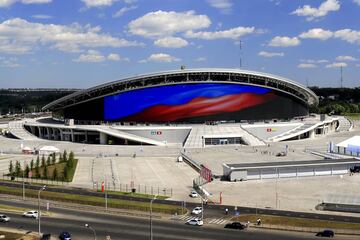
85,223,97,240
38,185,47,238
149,195,158,240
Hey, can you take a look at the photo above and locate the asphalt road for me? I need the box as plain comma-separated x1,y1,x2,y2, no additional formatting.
1,181,360,224
0,199,320,240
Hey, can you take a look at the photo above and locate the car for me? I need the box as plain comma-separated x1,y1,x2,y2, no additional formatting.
186,218,203,226
23,210,38,218
0,214,10,222
316,230,335,238
224,221,246,230
41,234,51,240
191,207,202,215
189,190,198,198
59,231,71,240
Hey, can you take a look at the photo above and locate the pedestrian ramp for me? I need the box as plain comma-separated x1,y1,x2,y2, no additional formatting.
172,214,229,225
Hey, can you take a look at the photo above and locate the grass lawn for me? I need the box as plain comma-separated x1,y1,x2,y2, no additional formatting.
0,186,182,214
344,113,360,120
0,231,25,240
0,204,27,212
232,214,360,230
98,190,168,200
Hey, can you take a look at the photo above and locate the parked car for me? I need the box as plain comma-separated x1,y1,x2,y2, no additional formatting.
191,207,202,215
41,234,51,240
316,230,334,238
186,218,203,226
189,190,198,198
59,231,71,240
224,221,246,230
0,214,10,222
23,210,38,218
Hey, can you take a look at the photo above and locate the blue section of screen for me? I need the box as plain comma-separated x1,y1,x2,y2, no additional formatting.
104,83,270,121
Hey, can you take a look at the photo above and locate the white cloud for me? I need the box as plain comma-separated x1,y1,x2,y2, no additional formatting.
73,50,106,62
31,14,52,19
185,26,255,40
291,0,340,21
0,57,20,67
258,51,284,57
74,51,128,62
0,18,142,54
113,5,137,18
299,28,333,40
298,63,317,68
195,57,206,62
140,53,180,63
107,53,129,61
0,0,51,7
333,29,360,44
154,37,188,48
269,36,300,47
301,59,329,64
123,0,136,3
207,0,233,14
128,10,211,38
325,62,347,68
81,0,115,8
354,0,360,6
21,0,51,3
336,55,358,61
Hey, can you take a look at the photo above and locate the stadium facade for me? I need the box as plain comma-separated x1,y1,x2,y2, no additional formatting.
16,68,339,147
43,68,318,124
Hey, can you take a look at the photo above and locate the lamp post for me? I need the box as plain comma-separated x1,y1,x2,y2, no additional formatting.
150,195,157,240
85,223,97,240
38,185,47,238
22,162,25,201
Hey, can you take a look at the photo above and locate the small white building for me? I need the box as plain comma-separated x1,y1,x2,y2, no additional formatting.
335,136,360,157
38,145,60,155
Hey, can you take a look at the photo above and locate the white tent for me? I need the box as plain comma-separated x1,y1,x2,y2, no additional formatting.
38,145,60,155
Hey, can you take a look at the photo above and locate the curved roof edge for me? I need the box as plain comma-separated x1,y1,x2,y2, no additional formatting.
43,68,318,110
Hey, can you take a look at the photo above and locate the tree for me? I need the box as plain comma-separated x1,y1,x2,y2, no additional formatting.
53,168,58,180
35,166,40,178
63,166,68,181
30,159,34,170
15,161,21,177
43,165,48,179
24,164,30,178
63,150,68,162
35,155,40,168
51,153,56,165
8,161,13,176
41,155,46,167
69,151,74,161
46,155,51,166
59,153,63,163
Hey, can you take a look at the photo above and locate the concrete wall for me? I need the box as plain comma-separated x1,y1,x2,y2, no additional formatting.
119,128,191,144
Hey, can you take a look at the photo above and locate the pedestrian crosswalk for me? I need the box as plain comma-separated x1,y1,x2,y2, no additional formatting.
172,214,229,225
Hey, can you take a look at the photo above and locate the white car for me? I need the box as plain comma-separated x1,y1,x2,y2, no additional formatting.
189,191,198,198
186,218,203,226
0,214,10,222
191,207,202,215
23,210,38,218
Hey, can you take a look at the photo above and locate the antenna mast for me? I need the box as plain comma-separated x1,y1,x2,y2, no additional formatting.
239,39,242,69
340,66,343,88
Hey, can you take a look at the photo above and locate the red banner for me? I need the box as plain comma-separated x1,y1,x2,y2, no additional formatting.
101,181,105,192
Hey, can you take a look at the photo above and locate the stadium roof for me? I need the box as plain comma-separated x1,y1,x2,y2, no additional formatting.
43,68,318,111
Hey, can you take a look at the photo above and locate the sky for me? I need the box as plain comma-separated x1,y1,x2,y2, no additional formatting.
0,0,359,88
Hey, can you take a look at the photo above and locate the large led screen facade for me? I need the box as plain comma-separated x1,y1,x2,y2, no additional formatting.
103,83,308,123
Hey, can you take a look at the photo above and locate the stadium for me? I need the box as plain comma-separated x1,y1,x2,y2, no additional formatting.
12,68,346,147
43,68,318,123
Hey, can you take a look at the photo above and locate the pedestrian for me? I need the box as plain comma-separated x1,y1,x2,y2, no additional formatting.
256,218,262,226
225,208,228,215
